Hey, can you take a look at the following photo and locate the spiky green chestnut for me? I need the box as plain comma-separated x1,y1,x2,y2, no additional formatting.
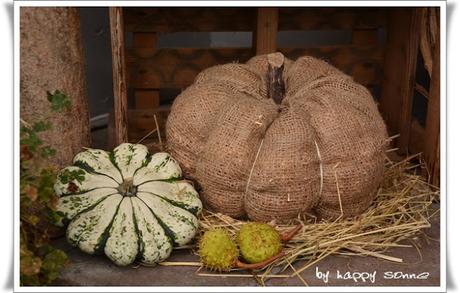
236,223,282,264
199,228,238,271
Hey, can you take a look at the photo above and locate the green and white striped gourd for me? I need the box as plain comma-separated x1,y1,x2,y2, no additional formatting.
54,143,202,266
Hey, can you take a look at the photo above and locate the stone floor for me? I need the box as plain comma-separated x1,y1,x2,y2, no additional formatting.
53,212,440,287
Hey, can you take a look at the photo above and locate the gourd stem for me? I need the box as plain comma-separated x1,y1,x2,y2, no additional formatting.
267,52,286,105
235,251,285,270
118,177,137,197
280,224,302,242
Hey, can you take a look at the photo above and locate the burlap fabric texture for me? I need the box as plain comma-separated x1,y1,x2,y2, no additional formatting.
166,53,388,222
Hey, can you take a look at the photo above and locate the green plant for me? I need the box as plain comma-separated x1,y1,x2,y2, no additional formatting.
20,90,71,285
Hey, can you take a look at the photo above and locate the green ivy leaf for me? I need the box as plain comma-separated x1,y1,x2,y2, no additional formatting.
48,210,65,225
20,125,29,134
32,121,52,132
40,146,56,159
47,90,71,112
40,248,68,284
37,169,56,203
20,131,43,152
37,244,54,257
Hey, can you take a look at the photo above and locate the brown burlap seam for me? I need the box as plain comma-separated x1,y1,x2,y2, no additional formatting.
244,137,265,197
332,162,344,218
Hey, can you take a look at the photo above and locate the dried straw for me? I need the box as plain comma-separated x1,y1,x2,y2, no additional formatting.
193,154,439,283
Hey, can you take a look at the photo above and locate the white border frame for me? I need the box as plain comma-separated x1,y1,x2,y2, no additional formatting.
13,1,447,292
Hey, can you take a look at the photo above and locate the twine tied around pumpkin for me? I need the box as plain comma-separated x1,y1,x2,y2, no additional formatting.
314,140,324,199
245,138,265,196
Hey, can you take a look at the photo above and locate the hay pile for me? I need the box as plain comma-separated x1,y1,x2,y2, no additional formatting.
159,152,439,284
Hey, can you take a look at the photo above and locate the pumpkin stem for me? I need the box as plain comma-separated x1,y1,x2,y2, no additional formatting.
267,52,286,105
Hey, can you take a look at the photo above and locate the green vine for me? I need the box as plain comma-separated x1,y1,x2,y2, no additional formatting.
20,90,71,286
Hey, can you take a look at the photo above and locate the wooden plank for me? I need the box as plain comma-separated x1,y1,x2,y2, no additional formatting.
379,8,423,154
278,8,386,30
124,8,256,33
127,46,384,90
352,28,379,46
255,8,279,55
133,32,157,48
415,82,430,99
107,111,115,150
423,8,440,186
135,90,160,109
109,7,129,145
126,48,254,89
419,8,438,77
408,119,426,155
281,46,385,88
124,7,386,33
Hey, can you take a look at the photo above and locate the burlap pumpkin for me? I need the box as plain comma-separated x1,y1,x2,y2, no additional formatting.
166,53,388,222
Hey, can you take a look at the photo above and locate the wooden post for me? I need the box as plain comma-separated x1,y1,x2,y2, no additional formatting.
424,9,440,186
132,32,160,110
379,8,423,154
110,7,129,145
254,8,279,55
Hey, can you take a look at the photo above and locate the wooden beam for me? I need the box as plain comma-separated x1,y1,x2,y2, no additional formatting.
132,32,157,48
135,90,160,109
352,28,379,46
423,8,440,186
109,7,129,145
127,45,384,90
278,8,387,30
124,8,256,33
255,8,279,55
379,8,423,154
